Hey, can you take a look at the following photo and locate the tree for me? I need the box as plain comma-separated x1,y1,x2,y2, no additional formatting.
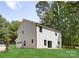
35,1,50,19
8,21,20,43
35,1,79,48
0,15,10,50
0,14,20,50
0,28,10,50
0,15,9,28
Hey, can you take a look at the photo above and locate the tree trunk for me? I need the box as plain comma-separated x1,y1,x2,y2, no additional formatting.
4,40,9,51
5,43,9,51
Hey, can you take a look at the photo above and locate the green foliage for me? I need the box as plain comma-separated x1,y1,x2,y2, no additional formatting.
35,1,79,48
0,15,10,50
8,21,20,43
0,14,20,50
0,16,9,28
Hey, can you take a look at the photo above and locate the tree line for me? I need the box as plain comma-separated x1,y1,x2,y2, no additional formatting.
35,1,79,49
0,15,20,51
0,1,79,51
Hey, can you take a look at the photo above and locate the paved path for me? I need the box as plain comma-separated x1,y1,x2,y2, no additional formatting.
0,44,6,51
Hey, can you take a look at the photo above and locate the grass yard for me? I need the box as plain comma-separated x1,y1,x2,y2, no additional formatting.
0,44,79,58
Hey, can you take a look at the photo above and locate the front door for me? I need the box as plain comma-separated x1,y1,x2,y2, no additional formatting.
48,41,52,48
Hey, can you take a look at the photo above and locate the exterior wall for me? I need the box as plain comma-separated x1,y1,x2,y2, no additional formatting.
15,19,62,48
36,26,61,48
15,20,37,48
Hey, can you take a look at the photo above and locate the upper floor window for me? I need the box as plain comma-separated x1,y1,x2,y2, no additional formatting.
31,39,33,44
39,26,42,32
22,31,24,34
55,32,57,36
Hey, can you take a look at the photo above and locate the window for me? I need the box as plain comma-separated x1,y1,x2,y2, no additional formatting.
55,32,57,36
24,40,26,46
39,26,42,32
44,40,46,46
17,42,19,44
31,39,33,43
22,31,24,34
58,41,60,44
17,42,22,44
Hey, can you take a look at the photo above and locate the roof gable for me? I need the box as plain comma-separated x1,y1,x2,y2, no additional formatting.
22,19,61,33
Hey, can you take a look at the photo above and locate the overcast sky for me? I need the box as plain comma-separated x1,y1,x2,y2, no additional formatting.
0,1,40,22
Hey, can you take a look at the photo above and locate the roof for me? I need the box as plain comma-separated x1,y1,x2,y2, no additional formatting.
22,19,61,33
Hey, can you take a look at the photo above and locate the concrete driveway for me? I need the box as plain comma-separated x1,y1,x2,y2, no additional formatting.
0,44,6,51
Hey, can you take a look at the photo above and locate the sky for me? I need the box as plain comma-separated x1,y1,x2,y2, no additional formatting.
0,1,40,22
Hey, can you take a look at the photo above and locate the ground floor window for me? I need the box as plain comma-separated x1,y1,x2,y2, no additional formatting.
44,40,46,46
58,41,60,44
24,40,26,46
17,42,22,44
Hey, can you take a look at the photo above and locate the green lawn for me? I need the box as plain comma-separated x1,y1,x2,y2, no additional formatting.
0,45,79,58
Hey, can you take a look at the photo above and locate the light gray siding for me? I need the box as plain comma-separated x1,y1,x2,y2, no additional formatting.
16,20,37,48
36,26,61,48
16,19,62,48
